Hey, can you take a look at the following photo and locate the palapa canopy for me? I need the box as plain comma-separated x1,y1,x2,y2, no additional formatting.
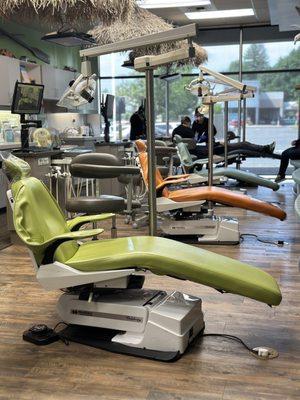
89,7,207,65
0,0,136,25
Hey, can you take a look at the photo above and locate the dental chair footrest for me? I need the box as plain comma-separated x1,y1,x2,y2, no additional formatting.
59,325,197,362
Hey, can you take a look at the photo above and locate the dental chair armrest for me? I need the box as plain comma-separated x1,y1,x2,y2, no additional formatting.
67,213,115,231
40,228,104,265
156,177,191,191
164,174,190,181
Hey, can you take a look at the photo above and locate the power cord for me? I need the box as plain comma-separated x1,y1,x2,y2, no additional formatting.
202,333,278,359
53,321,70,345
240,233,284,247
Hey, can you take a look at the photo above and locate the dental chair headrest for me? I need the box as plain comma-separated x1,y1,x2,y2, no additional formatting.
173,135,183,144
0,152,31,183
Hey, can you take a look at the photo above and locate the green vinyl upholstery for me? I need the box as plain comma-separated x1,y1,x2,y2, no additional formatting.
11,176,282,306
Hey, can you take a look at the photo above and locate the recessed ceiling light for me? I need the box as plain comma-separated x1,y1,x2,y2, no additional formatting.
137,0,211,9
185,8,255,20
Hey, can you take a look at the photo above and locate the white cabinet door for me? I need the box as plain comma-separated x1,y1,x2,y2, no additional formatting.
42,66,75,100
0,56,20,106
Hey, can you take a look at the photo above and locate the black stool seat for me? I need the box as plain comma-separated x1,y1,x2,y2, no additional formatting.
66,195,125,214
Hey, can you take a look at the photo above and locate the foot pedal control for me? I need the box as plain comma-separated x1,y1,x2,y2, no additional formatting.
23,324,60,346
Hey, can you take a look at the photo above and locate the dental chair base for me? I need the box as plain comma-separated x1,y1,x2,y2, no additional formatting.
57,288,204,361
161,215,240,244
36,264,204,361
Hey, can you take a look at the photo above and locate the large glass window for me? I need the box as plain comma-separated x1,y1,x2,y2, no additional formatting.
98,41,300,175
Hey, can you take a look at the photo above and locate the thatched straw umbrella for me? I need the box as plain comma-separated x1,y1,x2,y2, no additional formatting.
0,0,136,26
89,7,207,66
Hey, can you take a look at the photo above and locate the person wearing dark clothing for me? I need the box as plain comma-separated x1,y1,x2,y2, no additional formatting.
194,139,276,159
192,112,217,144
172,116,195,141
130,105,146,141
275,139,300,182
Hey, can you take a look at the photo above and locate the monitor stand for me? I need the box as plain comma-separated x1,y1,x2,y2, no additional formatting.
20,114,42,151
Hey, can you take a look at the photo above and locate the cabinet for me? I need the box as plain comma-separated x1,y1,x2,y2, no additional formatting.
0,56,20,106
0,57,98,113
41,65,75,100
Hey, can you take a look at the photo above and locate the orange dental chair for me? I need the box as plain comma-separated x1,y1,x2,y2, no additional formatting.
135,139,286,243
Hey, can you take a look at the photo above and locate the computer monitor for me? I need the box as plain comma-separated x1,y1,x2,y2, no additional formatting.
105,94,115,119
11,82,44,115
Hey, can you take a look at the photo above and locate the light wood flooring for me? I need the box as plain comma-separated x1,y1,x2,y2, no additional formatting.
0,182,299,400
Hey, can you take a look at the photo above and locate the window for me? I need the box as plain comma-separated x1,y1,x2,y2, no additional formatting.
98,41,299,174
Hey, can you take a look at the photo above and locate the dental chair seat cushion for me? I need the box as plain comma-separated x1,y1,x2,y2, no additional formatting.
54,236,281,306
165,186,286,220
66,195,125,214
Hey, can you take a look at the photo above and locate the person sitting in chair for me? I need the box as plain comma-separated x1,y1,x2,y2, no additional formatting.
171,116,195,141
275,139,300,183
172,111,276,159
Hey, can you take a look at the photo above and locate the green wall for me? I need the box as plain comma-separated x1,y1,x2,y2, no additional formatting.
0,21,80,71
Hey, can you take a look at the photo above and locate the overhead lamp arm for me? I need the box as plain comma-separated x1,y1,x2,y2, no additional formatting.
79,24,197,58
199,65,257,93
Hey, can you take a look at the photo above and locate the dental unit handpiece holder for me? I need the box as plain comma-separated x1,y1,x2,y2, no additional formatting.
20,114,42,150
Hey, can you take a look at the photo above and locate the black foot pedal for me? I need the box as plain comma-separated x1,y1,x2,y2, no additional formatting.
23,324,60,346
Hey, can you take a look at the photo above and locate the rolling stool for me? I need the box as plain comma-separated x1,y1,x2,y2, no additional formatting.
67,153,140,238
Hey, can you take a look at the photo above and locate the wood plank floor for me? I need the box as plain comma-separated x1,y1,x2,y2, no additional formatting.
0,182,299,400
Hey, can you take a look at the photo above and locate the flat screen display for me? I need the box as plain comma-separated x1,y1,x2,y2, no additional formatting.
11,81,44,115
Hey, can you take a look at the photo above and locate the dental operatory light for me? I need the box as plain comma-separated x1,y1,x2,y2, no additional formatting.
57,73,97,108
57,59,97,108
42,30,95,47
137,0,211,9
185,8,254,20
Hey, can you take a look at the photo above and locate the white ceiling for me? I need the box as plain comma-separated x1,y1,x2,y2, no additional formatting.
140,0,300,31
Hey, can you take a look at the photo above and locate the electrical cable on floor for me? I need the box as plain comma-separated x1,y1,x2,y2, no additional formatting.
202,333,278,359
203,333,255,353
240,233,284,246
53,321,70,345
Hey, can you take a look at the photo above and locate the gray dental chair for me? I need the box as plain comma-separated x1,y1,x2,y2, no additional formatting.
66,153,140,236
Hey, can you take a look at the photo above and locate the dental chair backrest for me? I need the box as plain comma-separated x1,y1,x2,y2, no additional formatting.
173,135,194,168
135,140,169,196
2,154,78,266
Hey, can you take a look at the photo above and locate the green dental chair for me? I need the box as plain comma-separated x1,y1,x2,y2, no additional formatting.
174,135,280,191
2,154,282,361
